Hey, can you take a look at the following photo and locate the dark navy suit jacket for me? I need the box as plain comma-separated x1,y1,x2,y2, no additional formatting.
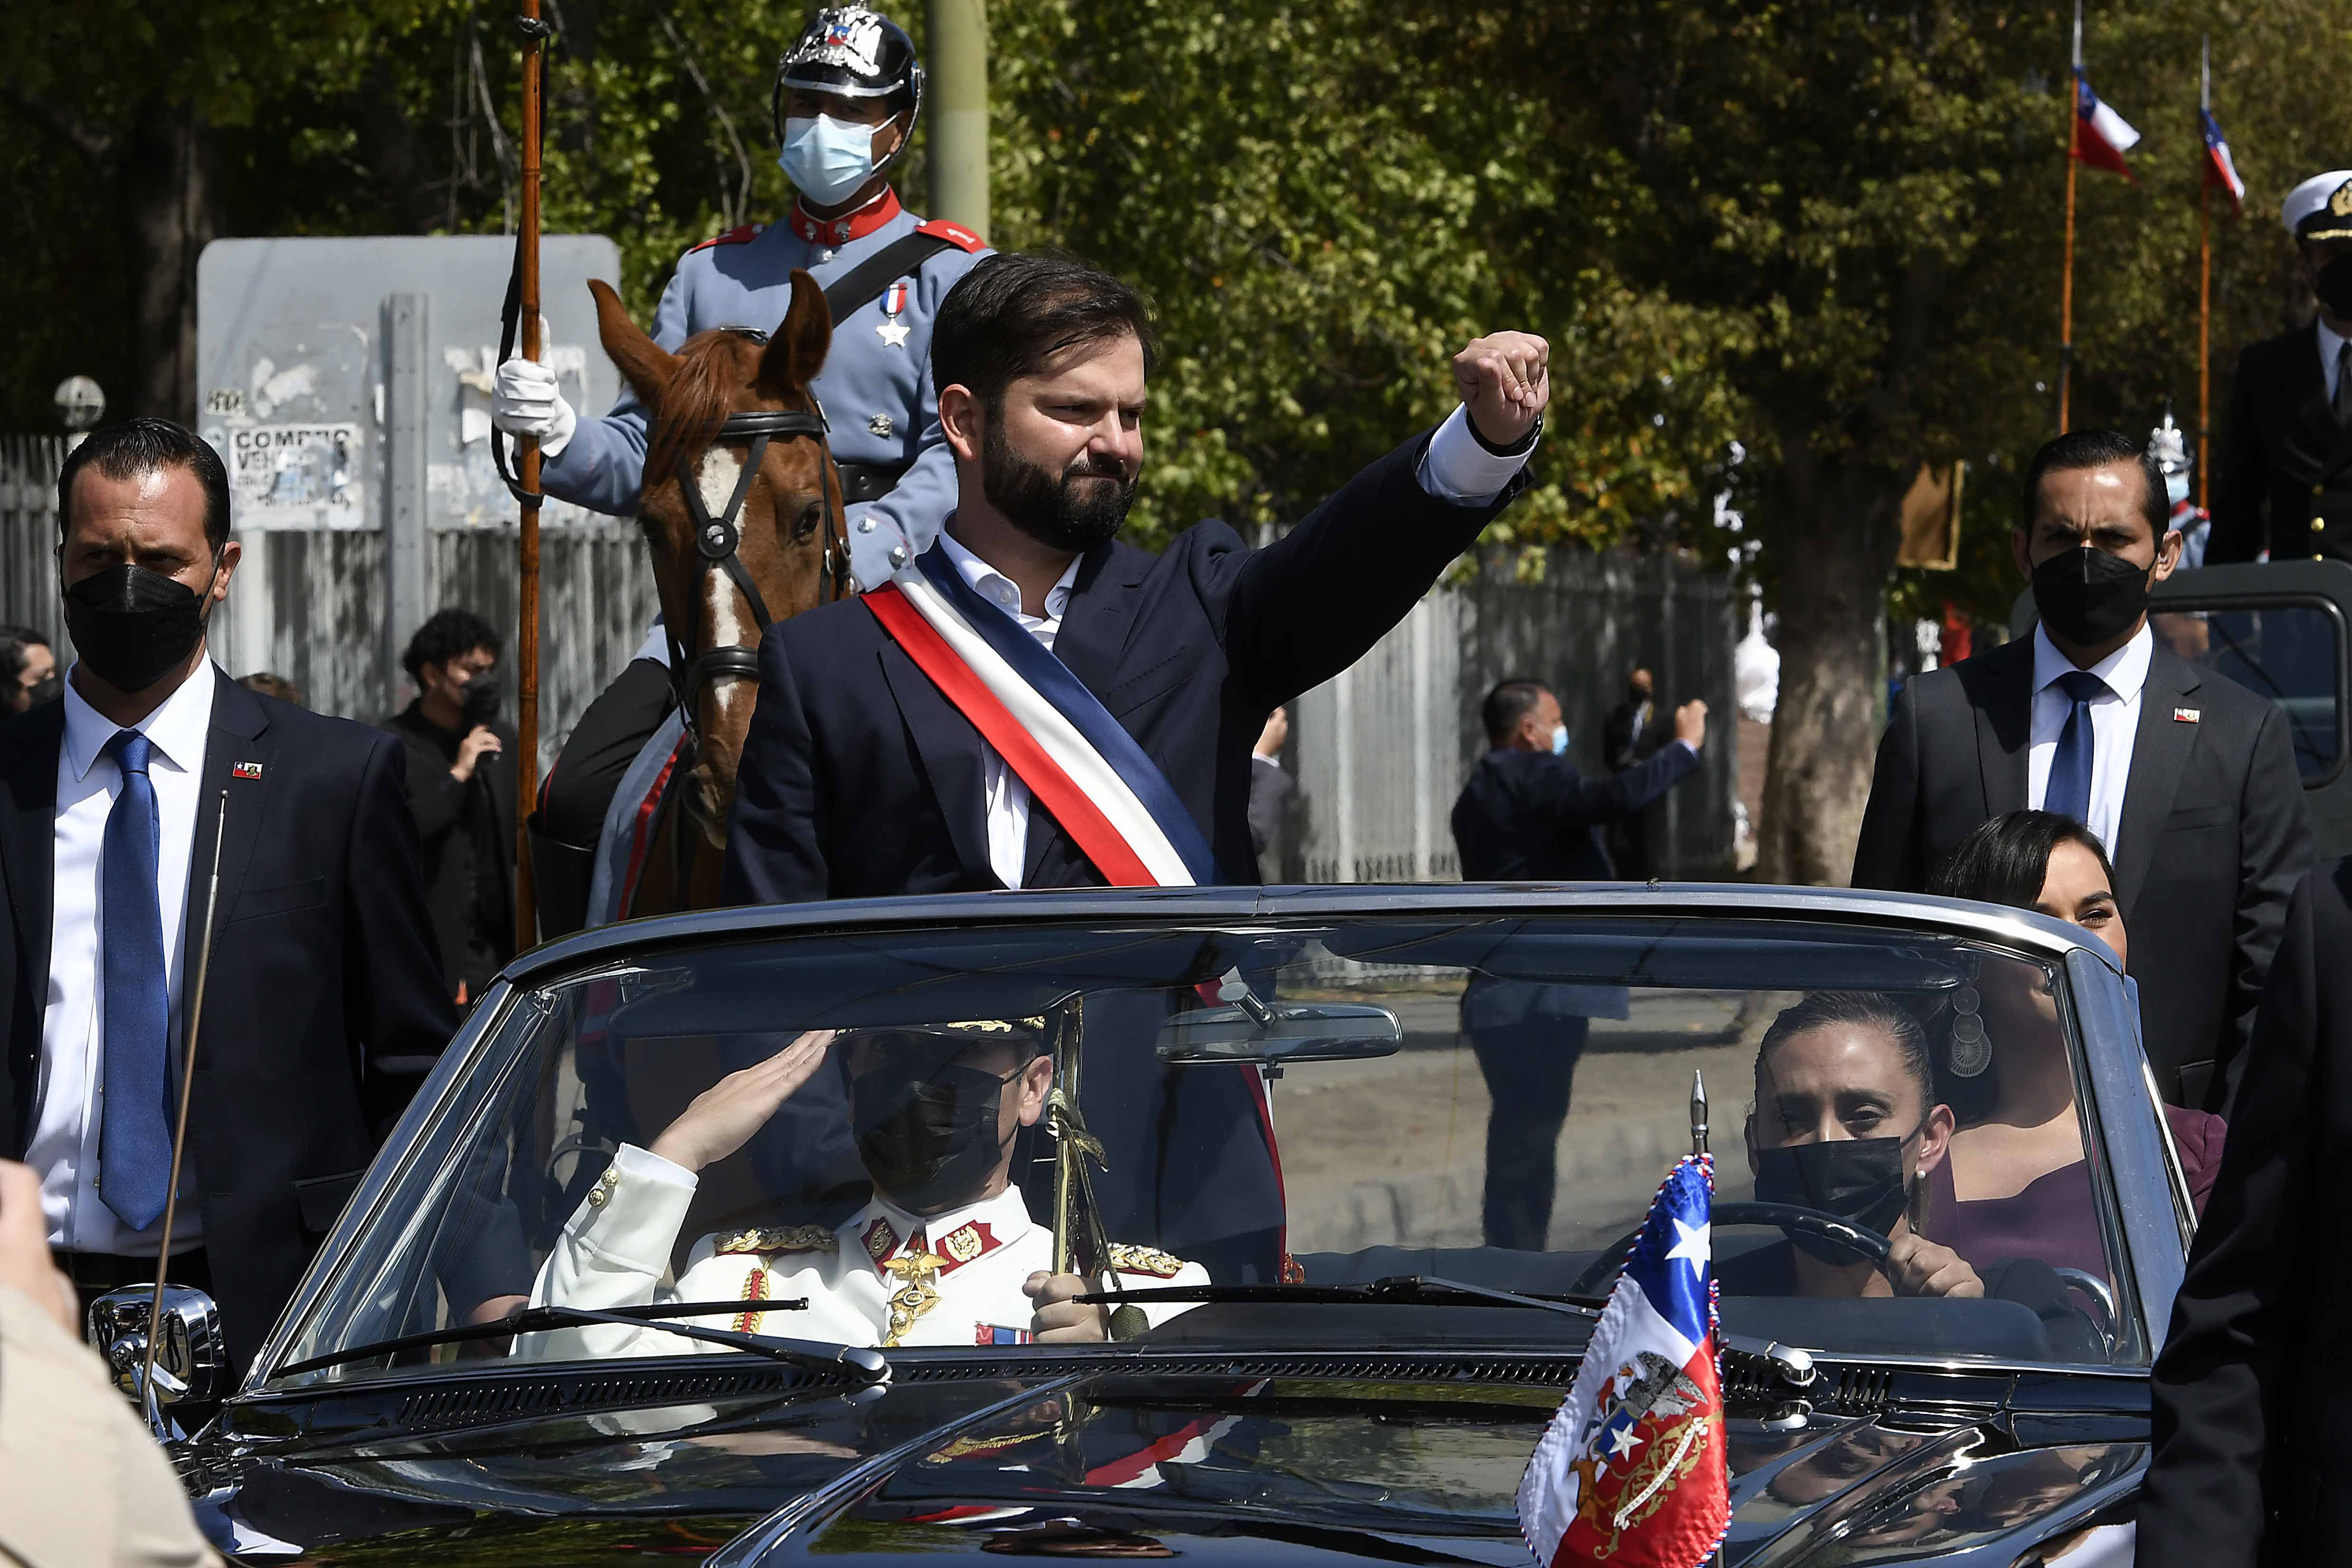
0,672,454,1370
1450,742,1701,883
720,428,1525,902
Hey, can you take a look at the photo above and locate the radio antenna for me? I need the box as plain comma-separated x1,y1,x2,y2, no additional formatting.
138,785,228,1439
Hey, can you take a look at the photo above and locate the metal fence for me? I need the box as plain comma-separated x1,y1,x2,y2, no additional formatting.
0,431,660,763
1281,547,1741,882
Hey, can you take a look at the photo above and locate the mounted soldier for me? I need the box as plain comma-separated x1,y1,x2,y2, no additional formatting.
514,5,991,933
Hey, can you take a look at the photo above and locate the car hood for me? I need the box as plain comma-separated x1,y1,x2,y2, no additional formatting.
199,1364,2147,1567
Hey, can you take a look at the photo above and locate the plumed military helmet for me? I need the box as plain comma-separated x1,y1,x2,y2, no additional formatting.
2147,410,2190,477
774,6,924,153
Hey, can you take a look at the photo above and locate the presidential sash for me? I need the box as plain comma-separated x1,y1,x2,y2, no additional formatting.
863,545,1219,888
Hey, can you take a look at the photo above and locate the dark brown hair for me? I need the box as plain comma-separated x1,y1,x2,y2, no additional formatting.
931,250,1160,412
57,417,232,552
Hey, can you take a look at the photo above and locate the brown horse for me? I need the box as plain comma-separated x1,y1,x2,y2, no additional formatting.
585,271,849,914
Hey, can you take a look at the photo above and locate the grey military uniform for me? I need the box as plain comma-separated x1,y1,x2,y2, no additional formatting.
540,191,989,585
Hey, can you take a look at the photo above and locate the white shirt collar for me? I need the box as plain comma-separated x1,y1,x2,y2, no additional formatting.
59,657,216,783
937,525,1081,626
868,1181,1036,1255
2031,620,2152,702
2323,316,2349,377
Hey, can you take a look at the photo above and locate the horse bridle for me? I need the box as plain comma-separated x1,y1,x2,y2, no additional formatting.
659,380,853,724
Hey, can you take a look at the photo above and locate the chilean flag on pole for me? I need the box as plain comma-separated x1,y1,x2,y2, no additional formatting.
2072,71,2140,181
1517,1156,1728,1568
2202,111,2244,210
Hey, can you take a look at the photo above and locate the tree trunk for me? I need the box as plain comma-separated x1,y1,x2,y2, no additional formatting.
120,95,212,421
1755,431,1908,887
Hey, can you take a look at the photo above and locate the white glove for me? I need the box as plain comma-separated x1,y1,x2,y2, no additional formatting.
491,357,578,459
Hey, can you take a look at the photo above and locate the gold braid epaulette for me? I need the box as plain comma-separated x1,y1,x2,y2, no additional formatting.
714,1224,839,1256
1107,1241,1188,1279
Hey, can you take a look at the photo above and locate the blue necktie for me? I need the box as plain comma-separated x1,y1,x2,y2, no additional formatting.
98,729,172,1232
2043,669,2106,828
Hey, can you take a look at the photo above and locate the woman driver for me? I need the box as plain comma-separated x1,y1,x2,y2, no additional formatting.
1743,991,1983,1300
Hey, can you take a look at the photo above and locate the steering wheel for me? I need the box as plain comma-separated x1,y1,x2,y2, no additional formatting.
1568,1201,1896,1298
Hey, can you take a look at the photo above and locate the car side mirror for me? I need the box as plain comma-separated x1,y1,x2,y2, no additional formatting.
1155,1001,1403,1064
88,1285,228,1412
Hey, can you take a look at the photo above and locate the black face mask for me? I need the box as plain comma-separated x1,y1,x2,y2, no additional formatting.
849,1061,1021,1214
61,561,215,695
23,671,60,709
982,416,1135,555
2317,252,2352,319
461,677,501,729
2032,545,2151,649
1752,1132,1914,1263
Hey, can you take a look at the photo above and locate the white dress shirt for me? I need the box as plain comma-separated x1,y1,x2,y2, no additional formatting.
29,659,215,1254
935,405,1537,888
2026,623,2151,858
2322,316,2350,404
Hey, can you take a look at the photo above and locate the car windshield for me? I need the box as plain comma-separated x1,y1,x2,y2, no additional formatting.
272,913,2154,1386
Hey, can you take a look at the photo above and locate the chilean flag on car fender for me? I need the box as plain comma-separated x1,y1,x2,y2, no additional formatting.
2072,71,2140,182
1517,1156,1728,1568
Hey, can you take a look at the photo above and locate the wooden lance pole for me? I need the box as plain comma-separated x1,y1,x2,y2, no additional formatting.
515,0,546,952
2058,0,2083,435
2198,35,2214,509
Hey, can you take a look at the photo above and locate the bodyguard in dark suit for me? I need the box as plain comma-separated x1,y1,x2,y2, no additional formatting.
0,420,453,1370
1600,666,1666,879
1450,678,1706,1246
1854,429,2312,1110
2208,170,2352,565
2138,857,2352,1565
722,251,1545,1279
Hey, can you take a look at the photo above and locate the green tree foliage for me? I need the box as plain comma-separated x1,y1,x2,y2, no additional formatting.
2,0,2343,880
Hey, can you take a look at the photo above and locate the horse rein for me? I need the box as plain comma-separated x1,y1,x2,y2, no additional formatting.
659,381,854,725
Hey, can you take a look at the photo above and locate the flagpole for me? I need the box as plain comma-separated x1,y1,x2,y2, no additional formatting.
2198,36,2213,509
514,0,545,953
2059,0,2082,435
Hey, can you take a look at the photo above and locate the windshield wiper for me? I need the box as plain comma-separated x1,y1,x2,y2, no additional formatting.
276,1299,891,1384
1073,1273,1606,1318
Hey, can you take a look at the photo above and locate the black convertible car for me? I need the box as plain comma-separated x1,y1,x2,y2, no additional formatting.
126,884,2182,1567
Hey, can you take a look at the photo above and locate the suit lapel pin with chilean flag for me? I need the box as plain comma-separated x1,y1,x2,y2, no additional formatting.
232,760,265,779
2174,707,2200,723
876,281,910,349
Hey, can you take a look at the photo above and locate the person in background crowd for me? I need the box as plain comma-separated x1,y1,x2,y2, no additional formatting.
0,418,450,1370
2208,170,2352,565
1601,666,1667,880
2137,855,2352,1564
2148,412,2209,572
0,1159,220,1568
0,625,57,716
235,671,304,708
1246,705,1292,867
382,610,517,1007
1924,811,2223,1283
1450,677,1706,1248
1854,428,2312,1111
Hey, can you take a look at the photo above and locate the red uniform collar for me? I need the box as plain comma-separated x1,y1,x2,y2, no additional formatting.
789,187,901,247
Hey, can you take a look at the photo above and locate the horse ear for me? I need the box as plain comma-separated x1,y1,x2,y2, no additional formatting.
588,278,678,407
761,268,833,393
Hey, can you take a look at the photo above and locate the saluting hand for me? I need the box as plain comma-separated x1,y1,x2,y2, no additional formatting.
1453,331,1551,449
650,1030,837,1174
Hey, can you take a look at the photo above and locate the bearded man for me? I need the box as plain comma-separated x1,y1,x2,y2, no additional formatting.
721,249,1546,903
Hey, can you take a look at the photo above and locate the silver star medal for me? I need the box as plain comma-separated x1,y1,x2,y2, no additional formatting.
876,280,911,348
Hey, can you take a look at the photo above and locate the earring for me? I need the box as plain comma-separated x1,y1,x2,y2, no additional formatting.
1948,986,1991,1078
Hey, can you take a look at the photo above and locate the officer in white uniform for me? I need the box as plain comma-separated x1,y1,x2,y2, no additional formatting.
522,1019,1205,1359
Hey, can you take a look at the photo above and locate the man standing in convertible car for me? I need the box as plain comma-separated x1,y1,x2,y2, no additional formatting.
719,249,1545,1280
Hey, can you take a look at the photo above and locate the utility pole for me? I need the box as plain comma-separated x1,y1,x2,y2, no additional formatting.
927,0,989,239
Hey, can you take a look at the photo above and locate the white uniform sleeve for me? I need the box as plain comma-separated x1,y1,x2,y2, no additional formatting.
517,1143,703,1362
1118,1258,1214,1330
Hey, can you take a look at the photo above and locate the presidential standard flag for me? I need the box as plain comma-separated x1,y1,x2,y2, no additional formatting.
2073,71,2141,181
1516,1155,1728,1568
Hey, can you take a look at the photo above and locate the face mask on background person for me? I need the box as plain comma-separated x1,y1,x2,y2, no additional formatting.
2032,544,2152,648
2164,472,2190,507
1751,1128,1918,1263
779,115,881,206
25,671,61,708
61,559,219,695
1550,725,1570,755
462,677,501,730
849,1060,1021,1214
2316,251,2352,319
